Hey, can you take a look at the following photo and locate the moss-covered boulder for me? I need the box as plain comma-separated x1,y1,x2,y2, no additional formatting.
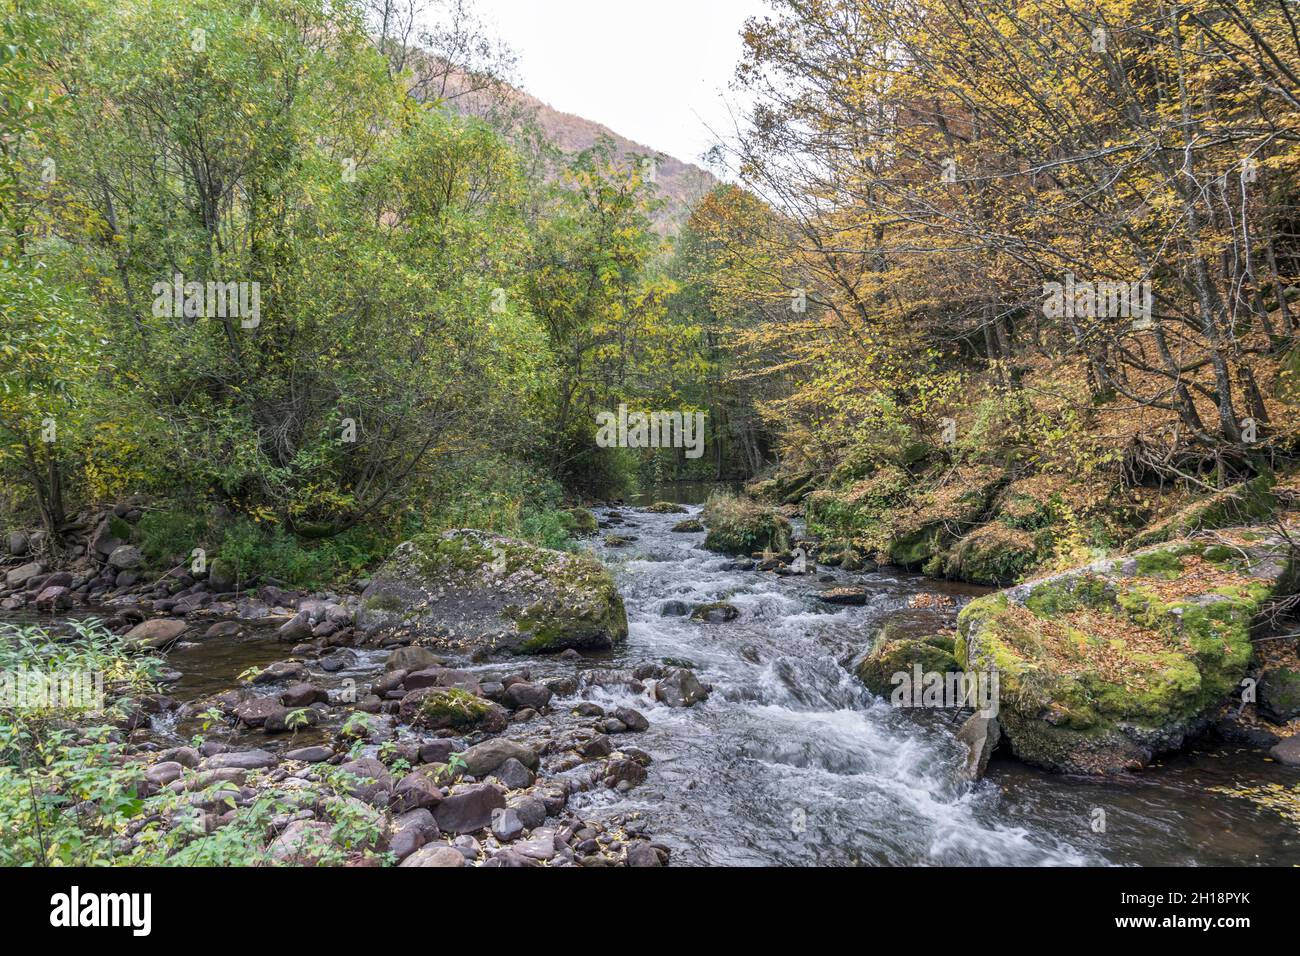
856,637,963,697
1131,475,1277,548
645,501,687,514
565,507,598,536
357,530,628,656
701,495,792,555
955,531,1297,773
944,522,1040,585
1258,667,1300,724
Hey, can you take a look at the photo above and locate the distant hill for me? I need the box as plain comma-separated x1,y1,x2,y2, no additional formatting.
409,56,719,234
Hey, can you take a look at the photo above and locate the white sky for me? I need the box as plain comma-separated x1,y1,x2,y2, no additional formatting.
471,0,770,170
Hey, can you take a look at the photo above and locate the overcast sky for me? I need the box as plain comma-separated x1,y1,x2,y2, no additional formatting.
471,0,769,170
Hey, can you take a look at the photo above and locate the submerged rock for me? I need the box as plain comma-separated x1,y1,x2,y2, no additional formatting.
957,531,1298,774
356,530,628,655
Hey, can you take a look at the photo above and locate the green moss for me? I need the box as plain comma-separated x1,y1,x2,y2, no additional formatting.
564,507,598,536
1134,549,1184,577
418,688,492,728
855,638,962,696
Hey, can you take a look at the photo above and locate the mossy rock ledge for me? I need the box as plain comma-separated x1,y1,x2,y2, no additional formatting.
955,530,1298,774
356,530,628,656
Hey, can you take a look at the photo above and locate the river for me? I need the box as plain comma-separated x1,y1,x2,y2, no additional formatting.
10,494,1300,866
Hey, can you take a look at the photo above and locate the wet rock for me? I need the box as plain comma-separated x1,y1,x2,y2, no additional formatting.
955,714,1001,781
671,518,704,533
659,600,691,617
1269,736,1300,766
158,746,200,768
510,796,548,830
35,585,71,611
603,758,648,790
123,618,189,650
274,612,313,644
690,601,739,623
252,661,308,685
503,681,552,711
319,649,357,672
202,621,243,639
574,702,605,717
399,686,508,732
386,646,444,672
626,841,665,867
820,586,869,606
653,667,709,708
264,706,319,733
612,707,649,732
582,734,614,758
232,696,284,728
418,739,458,765
434,784,507,834
644,502,687,514
281,682,329,707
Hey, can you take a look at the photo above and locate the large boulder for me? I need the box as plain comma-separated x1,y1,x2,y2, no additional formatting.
356,530,627,655
855,636,962,698
956,531,1297,774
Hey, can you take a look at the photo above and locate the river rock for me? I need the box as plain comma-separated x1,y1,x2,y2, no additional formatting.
955,714,1001,781
285,745,334,763
1257,667,1300,724
391,770,444,812
690,601,739,623
356,530,628,655
1268,736,1300,766
268,819,333,864
108,545,144,570
338,757,393,805
123,618,189,650
204,749,279,770
490,757,535,790
458,738,539,776
613,706,649,731
6,561,43,588
653,667,709,707
491,807,525,841
503,681,552,711
821,586,869,606
399,844,465,867
434,784,507,834
958,530,1298,773
6,530,29,556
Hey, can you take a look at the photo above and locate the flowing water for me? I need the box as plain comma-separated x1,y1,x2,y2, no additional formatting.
11,492,1300,866
554,500,1300,867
